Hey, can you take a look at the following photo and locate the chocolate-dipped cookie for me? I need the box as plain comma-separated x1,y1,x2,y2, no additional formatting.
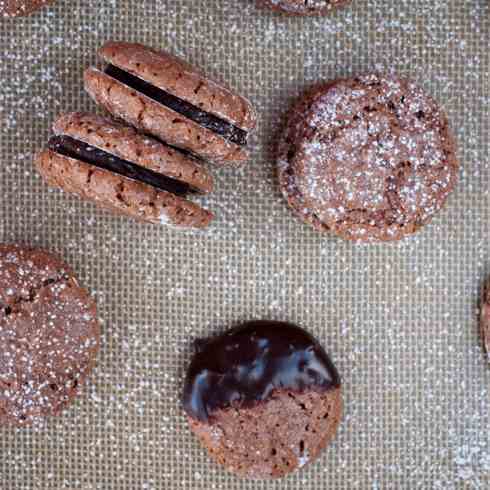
84,42,256,165
278,73,459,242
261,0,350,16
36,112,213,228
481,281,490,363
0,0,53,17
0,244,100,426
183,321,342,479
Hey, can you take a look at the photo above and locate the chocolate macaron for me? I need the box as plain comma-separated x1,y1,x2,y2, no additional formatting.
261,0,350,15
36,112,213,228
183,321,342,479
0,244,100,426
0,0,53,17
84,42,256,165
481,281,490,363
278,73,459,242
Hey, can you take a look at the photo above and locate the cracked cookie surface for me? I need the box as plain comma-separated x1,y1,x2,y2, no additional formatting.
36,112,213,229
278,74,459,242
183,321,342,478
84,68,248,165
0,245,100,426
0,0,53,17
84,42,256,165
260,0,350,15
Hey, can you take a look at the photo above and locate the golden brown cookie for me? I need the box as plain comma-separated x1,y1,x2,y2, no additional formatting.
183,321,342,479
0,244,100,426
84,42,256,166
278,74,459,242
35,113,213,228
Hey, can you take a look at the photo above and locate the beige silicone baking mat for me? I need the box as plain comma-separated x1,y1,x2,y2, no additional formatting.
0,0,489,488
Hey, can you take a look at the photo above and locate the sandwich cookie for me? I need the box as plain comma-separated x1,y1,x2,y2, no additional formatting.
0,244,100,426
0,0,53,17
36,112,213,228
278,73,459,242
84,42,256,165
481,281,490,363
183,320,342,479
261,0,350,15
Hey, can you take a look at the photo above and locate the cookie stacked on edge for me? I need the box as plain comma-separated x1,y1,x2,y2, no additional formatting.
36,42,257,229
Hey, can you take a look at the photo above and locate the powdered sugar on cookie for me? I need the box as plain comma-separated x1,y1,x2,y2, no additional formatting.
262,0,350,15
0,245,100,426
280,73,459,242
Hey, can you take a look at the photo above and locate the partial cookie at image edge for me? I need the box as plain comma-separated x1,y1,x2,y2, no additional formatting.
259,0,351,16
0,0,53,17
0,244,100,427
481,281,490,363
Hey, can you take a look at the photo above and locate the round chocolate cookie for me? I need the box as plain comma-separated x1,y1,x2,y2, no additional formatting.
481,281,490,363
261,0,350,15
278,73,459,242
1,0,53,17
183,321,342,479
0,245,100,426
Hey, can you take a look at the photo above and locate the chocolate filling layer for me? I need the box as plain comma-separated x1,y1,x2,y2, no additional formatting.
183,320,341,422
48,135,192,197
104,64,248,147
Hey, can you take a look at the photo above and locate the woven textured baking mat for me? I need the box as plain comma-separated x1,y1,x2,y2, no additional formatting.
0,0,489,488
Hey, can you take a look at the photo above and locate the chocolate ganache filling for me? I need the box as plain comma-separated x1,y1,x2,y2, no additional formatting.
104,64,248,147
48,135,193,197
183,320,341,422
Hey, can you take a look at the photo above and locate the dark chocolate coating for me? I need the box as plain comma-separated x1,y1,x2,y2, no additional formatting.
183,320,341,422
104,64,248,147
48,135,192,197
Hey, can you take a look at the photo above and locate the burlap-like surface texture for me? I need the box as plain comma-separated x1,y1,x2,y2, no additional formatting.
0,0,489,488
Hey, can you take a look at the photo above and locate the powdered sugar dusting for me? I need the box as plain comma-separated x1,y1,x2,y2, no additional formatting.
265,0,349,15
0,0,53,18
0,245,99,426
283,73,458,242
0,0,488,488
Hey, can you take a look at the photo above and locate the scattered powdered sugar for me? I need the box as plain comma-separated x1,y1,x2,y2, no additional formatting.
0,246,99,426
0,0,488,489
287,73,458,240
158,212,171,226
266,0,345,14
297,449,310,468
0,0,52,18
